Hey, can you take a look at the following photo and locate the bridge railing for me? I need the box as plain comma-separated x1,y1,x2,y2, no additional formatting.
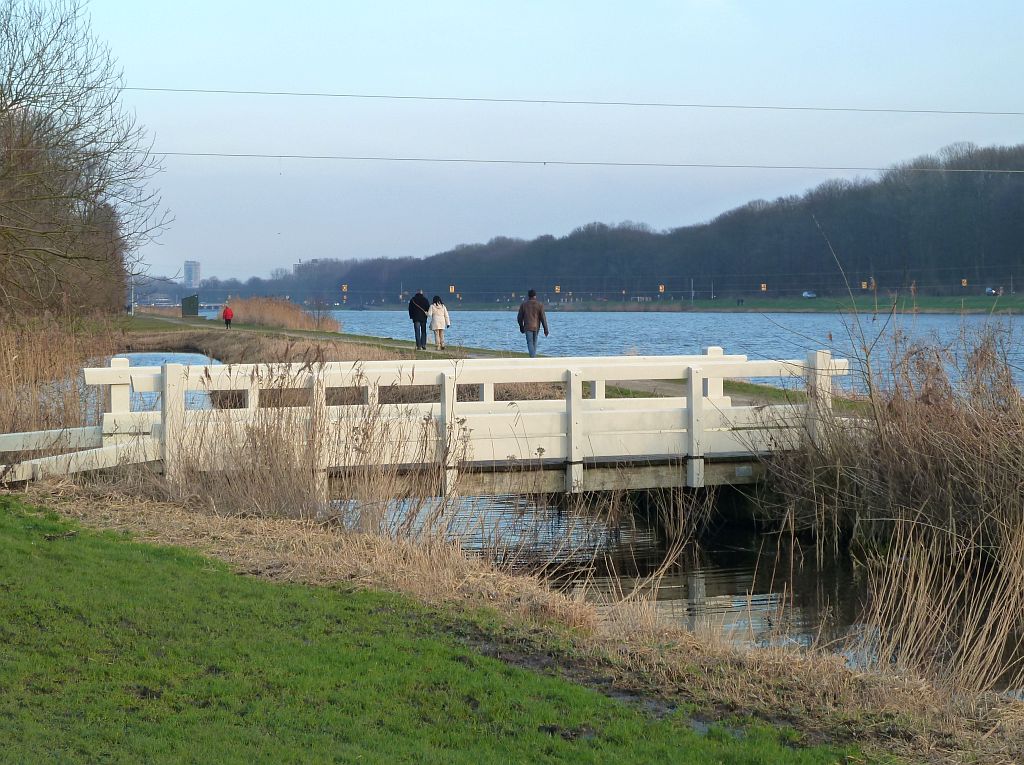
0,347,848,491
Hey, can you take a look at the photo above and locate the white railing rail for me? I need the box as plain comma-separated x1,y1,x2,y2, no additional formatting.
0,347,848,490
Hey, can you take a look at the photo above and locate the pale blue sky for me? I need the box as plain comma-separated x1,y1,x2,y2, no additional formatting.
88,1,1024,279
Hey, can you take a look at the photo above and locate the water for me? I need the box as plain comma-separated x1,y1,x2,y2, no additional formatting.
347,492,862,650
330,308,1024,387
111,351,220,411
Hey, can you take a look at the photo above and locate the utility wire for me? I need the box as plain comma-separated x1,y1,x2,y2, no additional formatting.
123,86,1024,117
152,150,1024,174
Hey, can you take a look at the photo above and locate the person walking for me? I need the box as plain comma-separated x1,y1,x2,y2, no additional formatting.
427,295,451,350
222,304,234,329
408,290,430,349
516,289,549,357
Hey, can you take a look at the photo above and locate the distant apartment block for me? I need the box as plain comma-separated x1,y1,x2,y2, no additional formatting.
183,260,201,288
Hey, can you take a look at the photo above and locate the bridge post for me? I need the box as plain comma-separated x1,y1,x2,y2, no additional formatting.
106,357,131,446
247,370,260,410
685,366,705,487
440,371,459,494
586,379,605,400
478,382,494,402
805,350,833,447
161,363,186,486
310,372,330,505
701,346,724,399
566,369,584,492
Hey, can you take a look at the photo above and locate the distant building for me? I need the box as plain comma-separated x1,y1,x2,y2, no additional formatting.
183,260,201,289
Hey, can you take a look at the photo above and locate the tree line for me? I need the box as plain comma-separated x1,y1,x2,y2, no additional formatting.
195,141,1024,306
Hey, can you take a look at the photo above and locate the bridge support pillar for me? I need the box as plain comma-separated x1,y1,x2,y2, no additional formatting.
685,366,705,487
105,357,131,447
440,372,459,495
310,372,330,508
160,363,186,488
566,369,584,492
805,350,834,448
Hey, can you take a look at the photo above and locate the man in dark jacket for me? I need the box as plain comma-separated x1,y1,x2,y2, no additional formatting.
516,289,549,357
408,290,430,349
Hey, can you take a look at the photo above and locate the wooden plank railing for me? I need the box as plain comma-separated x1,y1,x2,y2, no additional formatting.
0,347,848,492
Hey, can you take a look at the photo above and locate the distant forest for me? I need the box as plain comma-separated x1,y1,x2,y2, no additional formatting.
187,142,1024,306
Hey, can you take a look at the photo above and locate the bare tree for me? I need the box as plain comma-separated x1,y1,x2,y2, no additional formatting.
0,0,167,314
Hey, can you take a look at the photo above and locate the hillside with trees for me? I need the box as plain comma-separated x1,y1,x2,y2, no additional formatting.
197,142,1024,306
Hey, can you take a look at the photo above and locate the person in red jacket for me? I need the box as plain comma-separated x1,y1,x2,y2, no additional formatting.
222,305,234,329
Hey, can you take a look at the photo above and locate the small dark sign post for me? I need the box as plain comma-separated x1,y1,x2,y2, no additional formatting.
181,294,199,317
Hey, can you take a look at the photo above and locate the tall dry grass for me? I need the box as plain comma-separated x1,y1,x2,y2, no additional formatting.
135,305,180,318
227,297,341,332
0,316,119,436
765,326,1024,695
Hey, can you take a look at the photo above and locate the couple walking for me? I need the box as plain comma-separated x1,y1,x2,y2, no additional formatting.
408,290,451,350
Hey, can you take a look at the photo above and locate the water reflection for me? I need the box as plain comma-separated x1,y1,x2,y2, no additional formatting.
344,491,866,650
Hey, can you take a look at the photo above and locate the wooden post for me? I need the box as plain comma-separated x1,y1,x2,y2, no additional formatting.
701,346,724,399
440,371,459,494
566,369,584,492
160,363,186,485
247,372,260,410
685,365,705,487
363,384,379,406
310,372,329,505
805,350,833,448
106,357,131,446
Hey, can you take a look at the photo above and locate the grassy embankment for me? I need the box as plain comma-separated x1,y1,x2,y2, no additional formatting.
0,496,862,764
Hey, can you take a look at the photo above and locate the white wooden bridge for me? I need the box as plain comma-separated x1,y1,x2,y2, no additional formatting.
0,347,847,496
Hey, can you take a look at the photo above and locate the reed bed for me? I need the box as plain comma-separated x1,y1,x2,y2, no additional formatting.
226,297,341,332
0,315,119,436
765,326,1024,697
135,305,181,318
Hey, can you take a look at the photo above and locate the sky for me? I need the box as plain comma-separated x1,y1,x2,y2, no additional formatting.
87,0,1024,280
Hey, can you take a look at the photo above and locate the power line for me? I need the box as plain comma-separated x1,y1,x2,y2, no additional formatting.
152,150,1024,174
123,86,1024,117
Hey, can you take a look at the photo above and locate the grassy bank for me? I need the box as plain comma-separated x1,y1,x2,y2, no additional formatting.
0,496,858,764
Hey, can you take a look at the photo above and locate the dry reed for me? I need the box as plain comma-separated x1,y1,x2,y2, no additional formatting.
765,325,1024,697
227,297,341,332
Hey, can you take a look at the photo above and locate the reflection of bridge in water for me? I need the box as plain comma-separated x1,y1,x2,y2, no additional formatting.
0,347,847,492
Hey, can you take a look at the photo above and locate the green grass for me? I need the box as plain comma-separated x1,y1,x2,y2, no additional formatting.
0,497,864,764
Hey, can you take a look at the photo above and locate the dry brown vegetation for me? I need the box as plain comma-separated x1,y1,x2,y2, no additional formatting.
0,315,118,436
135,305,180,318
766,326,1024,699
225,297,341,332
